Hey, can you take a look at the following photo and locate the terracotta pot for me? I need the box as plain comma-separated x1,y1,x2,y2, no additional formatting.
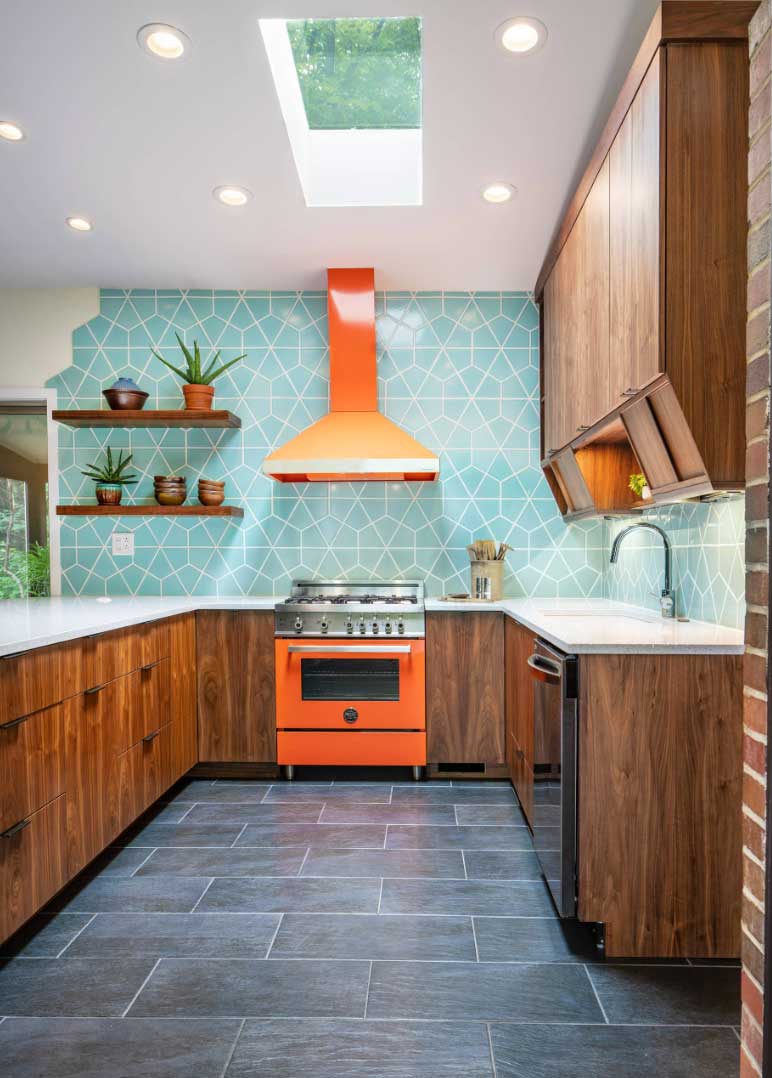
182,384,214,411
96,483,123,506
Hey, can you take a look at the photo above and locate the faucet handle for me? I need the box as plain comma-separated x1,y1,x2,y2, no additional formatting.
659,591,675,619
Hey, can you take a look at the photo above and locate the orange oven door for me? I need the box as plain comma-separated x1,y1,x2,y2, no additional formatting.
275,638,426,731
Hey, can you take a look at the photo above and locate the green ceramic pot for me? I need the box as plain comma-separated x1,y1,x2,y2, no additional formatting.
95,482,123,506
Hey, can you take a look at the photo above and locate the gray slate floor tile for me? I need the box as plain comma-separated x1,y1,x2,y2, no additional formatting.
135,846,308,877
489,1023,740,1077
129,957,370,1018
588,965,742,1025
225,1019,494,1077
380,878,555,916
0,1016,243,1077
184,802,323,824
266,784,393,803
367,961,604,1022
163,780,271,803
474,917,598,962
301,848,465,879
455,804,524,825
120,821,244,847
271,913,476,961
386,825,531,850
93,847,159,876
463,850,544,880
0,958,157,1017
64,912,282,958
236,823,387,849
320,802,457,825
0,913,94,958
391,785,517,804
48,875,212,914
198,877,381,914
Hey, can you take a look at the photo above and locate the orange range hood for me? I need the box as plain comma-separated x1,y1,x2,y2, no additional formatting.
262,268,439,483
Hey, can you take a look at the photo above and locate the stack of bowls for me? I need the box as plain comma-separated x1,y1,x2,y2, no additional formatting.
154,475,186,506
198,477,225,506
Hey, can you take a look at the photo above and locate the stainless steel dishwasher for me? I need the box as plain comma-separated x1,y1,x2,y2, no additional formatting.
527,637,578,917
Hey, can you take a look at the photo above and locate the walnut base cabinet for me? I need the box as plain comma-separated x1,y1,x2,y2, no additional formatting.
426,613,506,778
538,2,752,511
505,618,535,825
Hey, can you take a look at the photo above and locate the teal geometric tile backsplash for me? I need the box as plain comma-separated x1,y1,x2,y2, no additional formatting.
47,288,744,626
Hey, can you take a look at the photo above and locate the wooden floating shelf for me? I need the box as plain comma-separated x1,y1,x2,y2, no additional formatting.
56,505,244,518
52,409,241,429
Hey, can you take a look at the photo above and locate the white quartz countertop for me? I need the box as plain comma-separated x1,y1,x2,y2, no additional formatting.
425,597,744,655
0,595,743,658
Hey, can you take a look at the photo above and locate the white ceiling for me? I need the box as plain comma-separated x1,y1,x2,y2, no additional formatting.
0,0,659,290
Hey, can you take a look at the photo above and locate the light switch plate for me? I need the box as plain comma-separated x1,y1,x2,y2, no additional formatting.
111,532,134,557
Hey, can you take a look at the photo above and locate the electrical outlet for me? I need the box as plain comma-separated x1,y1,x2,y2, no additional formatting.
111,532,134,557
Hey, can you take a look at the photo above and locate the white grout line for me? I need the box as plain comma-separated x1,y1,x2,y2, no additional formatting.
377,879,384,914
584,965,610,1024
454,806,460,826
189,878,216,913
471,917,481,962
460,850,469,880
260,785,274,803
55,913,97,957
264,914,284,959
174,805,196,823
219,1017,246,1078
120,957,162,1018
295,849,311,877
317,805,327,823
383,825,389,850
363,960,374,1019
230,824,248,849
130,849,159,878
486,1023,498,1076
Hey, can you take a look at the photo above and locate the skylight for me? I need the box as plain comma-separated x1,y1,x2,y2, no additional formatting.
260,16,423,208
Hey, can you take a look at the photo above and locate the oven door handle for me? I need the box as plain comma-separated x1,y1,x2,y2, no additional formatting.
527,654,562,683
286,645,412,655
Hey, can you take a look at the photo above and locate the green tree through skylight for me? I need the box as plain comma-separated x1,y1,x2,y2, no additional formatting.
287,17,421,130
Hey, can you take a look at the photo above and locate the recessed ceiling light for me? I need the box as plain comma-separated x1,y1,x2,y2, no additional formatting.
213,185,252,207
137,23,190,60
0,121,25,142
482,183,516,204
496,17,548,55
66,217,93,232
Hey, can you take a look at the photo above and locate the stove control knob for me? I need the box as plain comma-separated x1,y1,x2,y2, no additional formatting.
320,618,329,634
385,620,393,634
397,619,405,635
371,619,379,635
359,617,367,634
346,617,353,635
294,617,303,632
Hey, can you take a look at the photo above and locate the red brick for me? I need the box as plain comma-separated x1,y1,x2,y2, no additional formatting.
746,855,767,907
751,78,772,140
745,691,769,737
741,1049,761,1078
747,438,770,483
749,260,771,314
743,969,765,1026
745,813,767,862
748,310,771,359
745,731,768,775
744,928,766,983
750,170,772,226
747,569,770,607
744,771,767,821
746,486,769,525
750,219,771,274
742,1012,764,1075
746,653,769,696
750,126,772,187
748,353,772,395
751,30,772,97
747,397,770,441
744,893,767,947
746,526,769,566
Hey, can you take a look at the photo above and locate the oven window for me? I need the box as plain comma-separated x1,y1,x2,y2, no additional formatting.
301,658,399,701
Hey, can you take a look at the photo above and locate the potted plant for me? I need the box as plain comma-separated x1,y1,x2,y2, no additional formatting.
80,447,138,506
628,472,651,501
152,332,246,410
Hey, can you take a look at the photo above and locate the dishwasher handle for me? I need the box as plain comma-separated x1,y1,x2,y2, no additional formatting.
287,645,412,655
527,653,562,683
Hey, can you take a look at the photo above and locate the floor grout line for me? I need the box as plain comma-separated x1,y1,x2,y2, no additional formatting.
230,824,248,849
174,805,196,823
363,960,373,1019
130,848,159,878
317,805,327,823
486,1022,498,1076
219,1017,246,1078
460,850,469,880
55,913,97,957
120,957,161,1018
377,878,384,913
0,1016,740,1026
584,964,610,1024
264,913,284,959
295,848,311,877
260,785,274,804
471,916,481,962
189,878,216,913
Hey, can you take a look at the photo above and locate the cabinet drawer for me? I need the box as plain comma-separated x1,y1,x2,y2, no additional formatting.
0,639,87,724
120,722,172,828
89,620,171,687
1,794,67,943
129,658,171,745
0,704,64,833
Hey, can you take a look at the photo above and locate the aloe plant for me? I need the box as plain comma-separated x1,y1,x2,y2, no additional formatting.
80,447,138,485
152,333,247,386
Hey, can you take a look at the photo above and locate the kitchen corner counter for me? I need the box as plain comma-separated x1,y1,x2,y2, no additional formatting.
425,597,744,655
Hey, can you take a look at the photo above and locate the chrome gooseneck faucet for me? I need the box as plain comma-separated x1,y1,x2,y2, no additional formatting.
609,523,676,618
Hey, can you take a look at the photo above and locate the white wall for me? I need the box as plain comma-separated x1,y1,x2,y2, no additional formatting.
0,288,99,387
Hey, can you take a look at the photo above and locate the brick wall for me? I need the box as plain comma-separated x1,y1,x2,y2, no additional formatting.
745,2,772,1074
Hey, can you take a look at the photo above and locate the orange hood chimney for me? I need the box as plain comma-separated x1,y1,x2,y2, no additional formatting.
262,268,439,483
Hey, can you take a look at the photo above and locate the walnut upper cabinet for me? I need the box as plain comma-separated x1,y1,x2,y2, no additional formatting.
537,2,753,510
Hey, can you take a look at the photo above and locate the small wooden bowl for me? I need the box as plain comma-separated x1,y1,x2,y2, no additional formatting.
103,388,149,410
154,489,186,506
198,489,225,507
154,475,185,483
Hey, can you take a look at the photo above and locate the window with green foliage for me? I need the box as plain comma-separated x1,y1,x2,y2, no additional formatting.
0,477,50,599
287,16,421,130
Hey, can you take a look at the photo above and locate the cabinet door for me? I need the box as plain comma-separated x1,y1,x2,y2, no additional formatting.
542,268,570,455
610,51,662,400
0,794,67,942
426,613,505,769
169,614,198,780
197,611,276,762
1,703,64,833
505,618,535,826
119,723,172,829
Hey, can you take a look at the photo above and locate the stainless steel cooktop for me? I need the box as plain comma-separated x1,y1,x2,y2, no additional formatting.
275,580,425,638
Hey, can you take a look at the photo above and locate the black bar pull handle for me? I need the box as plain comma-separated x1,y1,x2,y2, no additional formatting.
1,818,31,839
